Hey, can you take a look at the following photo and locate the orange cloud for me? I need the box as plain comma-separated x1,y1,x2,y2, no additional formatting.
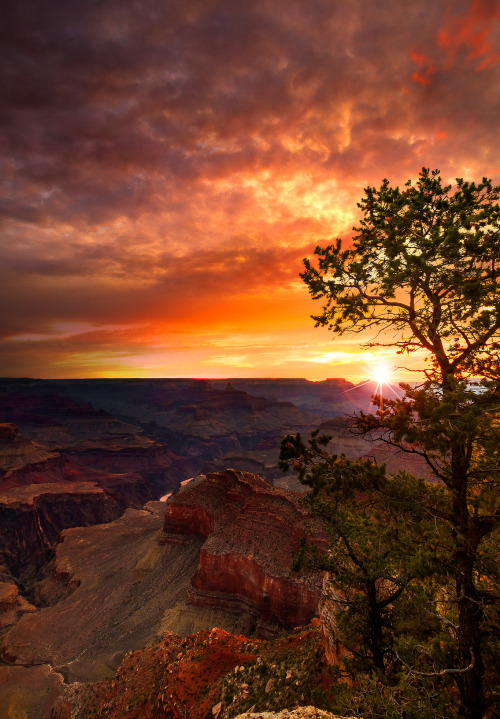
438,0,500,71
410,50,436,85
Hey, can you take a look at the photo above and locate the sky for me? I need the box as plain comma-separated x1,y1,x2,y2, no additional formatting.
1,0,499,382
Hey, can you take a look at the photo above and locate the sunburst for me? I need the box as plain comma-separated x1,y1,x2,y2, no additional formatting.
371,361,399,408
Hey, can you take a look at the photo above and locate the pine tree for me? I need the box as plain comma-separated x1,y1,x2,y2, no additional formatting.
282,168,500,718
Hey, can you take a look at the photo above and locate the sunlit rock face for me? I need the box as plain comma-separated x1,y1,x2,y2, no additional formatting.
57,622,329,719
163,470,325,636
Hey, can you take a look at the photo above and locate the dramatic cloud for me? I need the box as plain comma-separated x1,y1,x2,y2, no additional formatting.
1,0,499,379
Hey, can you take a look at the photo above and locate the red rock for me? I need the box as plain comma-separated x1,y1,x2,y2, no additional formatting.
163,470,325,635
65,621,328,719
1,471,326,691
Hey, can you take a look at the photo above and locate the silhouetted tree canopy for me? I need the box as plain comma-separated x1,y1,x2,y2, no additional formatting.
281,168,500,719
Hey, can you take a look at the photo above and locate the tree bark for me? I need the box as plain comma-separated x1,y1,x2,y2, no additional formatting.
451,445,485,719
366,579,386,674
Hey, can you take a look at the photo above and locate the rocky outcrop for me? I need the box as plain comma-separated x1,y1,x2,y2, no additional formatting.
62,621,329,719
234,710,345,719
0,423,58,476
0,482,123,583
0,581,36,629
2,472,326,683
162,470,325,635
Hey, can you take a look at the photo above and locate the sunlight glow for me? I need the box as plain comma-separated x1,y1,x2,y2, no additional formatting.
372,362,390,386
369,361,402,409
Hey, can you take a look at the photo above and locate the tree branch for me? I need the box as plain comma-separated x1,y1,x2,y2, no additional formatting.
396,650,476,677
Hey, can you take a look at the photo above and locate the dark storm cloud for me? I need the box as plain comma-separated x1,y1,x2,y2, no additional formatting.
2,0,497,227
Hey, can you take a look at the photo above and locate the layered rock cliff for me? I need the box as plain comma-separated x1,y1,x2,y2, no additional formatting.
0,482,123,583
0,423,58,475
2,471,325,686
0,405,189,584
162,470,325,636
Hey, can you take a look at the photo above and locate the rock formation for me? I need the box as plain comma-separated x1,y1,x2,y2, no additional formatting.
0,423,58,475
0,481,124,583
0,581,36,629
0,391,192,584
0,501,202,681
1,472,324,687
162,470,325,636
58,621,329,719
234,710,345,719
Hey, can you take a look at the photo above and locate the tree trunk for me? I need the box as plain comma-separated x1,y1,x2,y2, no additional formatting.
455,553,485,719
451,444,485,719
366,579,386,675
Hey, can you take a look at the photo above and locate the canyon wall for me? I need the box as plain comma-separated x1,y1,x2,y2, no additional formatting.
0,482,122,583
162,470,325,636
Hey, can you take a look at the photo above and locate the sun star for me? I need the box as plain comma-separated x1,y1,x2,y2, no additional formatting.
372,362,390,387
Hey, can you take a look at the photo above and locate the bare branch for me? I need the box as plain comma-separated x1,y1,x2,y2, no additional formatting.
396,650,476,677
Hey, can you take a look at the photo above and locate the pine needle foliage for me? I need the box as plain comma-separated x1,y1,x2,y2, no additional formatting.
281,168,500,719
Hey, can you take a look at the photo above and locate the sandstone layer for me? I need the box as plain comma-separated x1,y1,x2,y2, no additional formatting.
163,470,325,636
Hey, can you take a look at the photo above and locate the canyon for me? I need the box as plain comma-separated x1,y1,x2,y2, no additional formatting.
0,377,424,718
0,377,382,586
0,471,329,718
1,471,325,681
